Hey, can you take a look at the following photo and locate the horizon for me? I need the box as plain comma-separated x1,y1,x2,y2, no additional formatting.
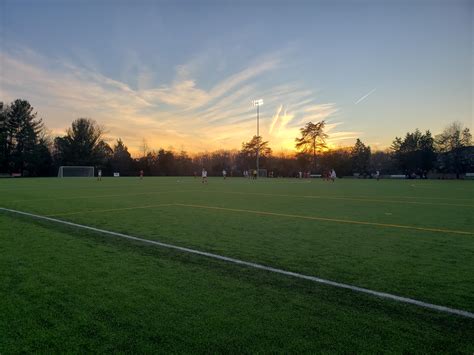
1,0,472,155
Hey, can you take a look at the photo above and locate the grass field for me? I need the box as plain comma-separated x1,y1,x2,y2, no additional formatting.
1,176,473,353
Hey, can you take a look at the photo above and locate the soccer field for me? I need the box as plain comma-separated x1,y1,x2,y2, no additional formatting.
1,177,473,352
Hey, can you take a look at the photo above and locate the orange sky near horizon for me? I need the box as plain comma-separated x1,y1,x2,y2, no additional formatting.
1,0,471,159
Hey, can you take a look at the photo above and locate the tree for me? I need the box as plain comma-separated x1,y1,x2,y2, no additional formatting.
320,148,352,177
435,122,473,178
295,152,312,172
295,121,328,171
0,102,8,172
266,152,298,177
418,131,437,174
210,150,233,176
351,139,371,175
370,150,397,174
175,150,194,176
435,122,472,152
139,138,150,158
239,135,272,169
136,151,155,176
111,139,134,175
30,135,54,176
6,99,47,175
157,149,175,175
391,129,436,177
54,118,111,167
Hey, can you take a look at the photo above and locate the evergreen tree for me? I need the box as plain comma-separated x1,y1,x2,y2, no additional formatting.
350,139,371,175
391,129,435,177
157,149,175,175
111,139,134,175
6,99,48,175
54,118,112,167
0,102,8,172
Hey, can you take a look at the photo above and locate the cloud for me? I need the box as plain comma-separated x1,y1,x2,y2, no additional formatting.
0,45,355,154
142,56,279,110
327,131,361,141
144,80,209,108
208,58,279,101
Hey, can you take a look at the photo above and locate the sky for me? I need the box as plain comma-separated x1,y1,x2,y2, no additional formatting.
0,0,472,155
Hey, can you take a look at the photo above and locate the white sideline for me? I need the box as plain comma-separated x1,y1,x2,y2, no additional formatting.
1,206,473,320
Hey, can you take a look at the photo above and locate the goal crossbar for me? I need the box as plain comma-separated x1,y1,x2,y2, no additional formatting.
58,166,95,178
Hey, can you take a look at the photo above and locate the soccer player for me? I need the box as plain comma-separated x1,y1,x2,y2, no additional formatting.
222,169,227,179
202,168,208,183
97,169,102,181
375,170,380,181
330,169,336,182
139,170,144,179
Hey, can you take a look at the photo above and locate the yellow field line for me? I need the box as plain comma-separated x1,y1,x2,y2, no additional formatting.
208,190,474,208
40,201,474,235
46,203,176,217
360,195,474,202
175,203,474,236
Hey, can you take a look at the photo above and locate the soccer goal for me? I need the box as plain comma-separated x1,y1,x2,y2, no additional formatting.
58,166,95,178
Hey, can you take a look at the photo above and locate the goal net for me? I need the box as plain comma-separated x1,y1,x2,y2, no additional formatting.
58,166,95,178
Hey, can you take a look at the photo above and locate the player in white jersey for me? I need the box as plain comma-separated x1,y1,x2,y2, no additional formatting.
222,169,227,179
97,169,102,181
330,169,336,182
202,168,208,183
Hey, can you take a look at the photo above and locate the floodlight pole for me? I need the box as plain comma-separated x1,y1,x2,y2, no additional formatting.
252,99,263,178
256,103,259,176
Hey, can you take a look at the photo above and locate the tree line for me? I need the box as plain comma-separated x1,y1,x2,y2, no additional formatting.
0,99,472,178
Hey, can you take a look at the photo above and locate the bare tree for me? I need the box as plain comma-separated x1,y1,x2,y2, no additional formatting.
435,122,472,178
139,138,150,158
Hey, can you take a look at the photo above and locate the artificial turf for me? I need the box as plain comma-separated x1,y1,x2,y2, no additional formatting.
0,177,473,352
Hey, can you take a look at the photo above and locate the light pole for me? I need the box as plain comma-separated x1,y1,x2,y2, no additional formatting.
252,99,263,178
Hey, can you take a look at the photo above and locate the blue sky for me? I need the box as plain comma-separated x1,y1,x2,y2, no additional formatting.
1,0,472,154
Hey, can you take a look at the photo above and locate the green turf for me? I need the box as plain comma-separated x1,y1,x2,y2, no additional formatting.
0,177,473,352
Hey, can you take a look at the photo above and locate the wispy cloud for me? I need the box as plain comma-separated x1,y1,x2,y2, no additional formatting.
1,46,356,154
141,56,279,111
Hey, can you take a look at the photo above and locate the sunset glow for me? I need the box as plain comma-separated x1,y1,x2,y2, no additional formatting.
1,0,471,156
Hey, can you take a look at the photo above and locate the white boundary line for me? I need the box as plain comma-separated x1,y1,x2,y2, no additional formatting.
1,206,473,320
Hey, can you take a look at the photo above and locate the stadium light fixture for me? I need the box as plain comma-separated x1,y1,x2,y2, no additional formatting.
252,99,263,177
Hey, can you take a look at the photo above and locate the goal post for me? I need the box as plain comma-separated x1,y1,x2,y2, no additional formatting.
58,166,95,178
258,169,267,178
